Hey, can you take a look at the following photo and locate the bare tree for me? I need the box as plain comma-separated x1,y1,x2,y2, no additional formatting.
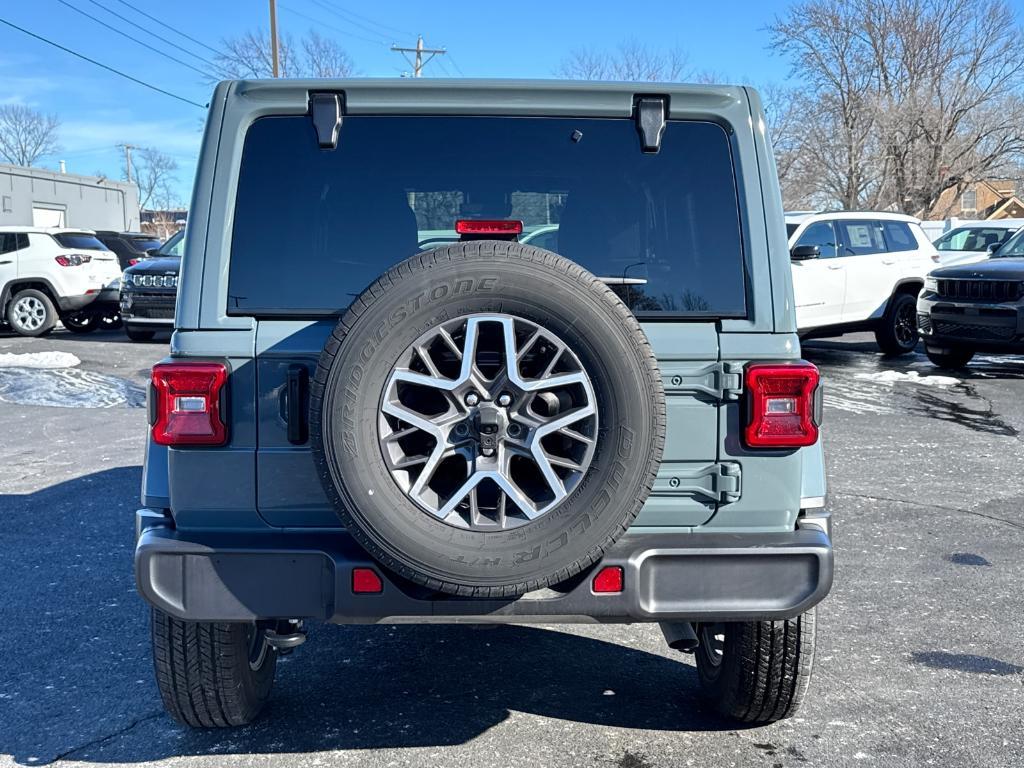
769,0,1024,216
557,40,691,82
0,105,60,167
214,28,356,79
129,147,178,212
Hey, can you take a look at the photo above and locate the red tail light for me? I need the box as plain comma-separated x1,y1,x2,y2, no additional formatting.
744,363,820,448
151,362,228,446
455,219,523,235
54,254,92,267
592,566,624,594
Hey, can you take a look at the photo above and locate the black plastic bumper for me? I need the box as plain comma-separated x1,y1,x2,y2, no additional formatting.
135,511,833,625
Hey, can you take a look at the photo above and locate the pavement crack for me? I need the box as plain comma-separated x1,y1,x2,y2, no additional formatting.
44,711,163,765
833,490,1024,531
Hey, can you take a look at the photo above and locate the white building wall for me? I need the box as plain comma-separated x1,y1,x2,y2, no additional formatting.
0,163,141,231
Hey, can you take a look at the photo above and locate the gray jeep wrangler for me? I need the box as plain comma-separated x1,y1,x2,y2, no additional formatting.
135,79,832,728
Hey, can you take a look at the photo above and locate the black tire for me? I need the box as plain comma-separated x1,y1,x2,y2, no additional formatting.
875,292,918,355
125,326,156,342
695,610,816,724
6,288,57,337
925,346,974,369
101,312,123,329
61,312,100,334
151,608,276,728
310,240,666,597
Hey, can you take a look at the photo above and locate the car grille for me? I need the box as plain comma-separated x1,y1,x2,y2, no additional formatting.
130,274,178,288
932,320,1017,341
936,279,1022,302
122,293,176,319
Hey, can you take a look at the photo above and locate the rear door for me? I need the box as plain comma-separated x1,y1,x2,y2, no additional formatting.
835,218,891,322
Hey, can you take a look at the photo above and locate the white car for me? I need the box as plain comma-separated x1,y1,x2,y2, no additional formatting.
931,220,1024,266
786,212,937,355
0,227,122,336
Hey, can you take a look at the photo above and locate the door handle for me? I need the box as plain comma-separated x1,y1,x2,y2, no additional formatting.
285,365,309,444
881,259,896,265
827,264,843,270
0,260,12,265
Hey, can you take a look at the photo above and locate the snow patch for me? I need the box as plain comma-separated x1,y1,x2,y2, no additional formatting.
853,370,960,388
0,351,81,369
0,368,144,408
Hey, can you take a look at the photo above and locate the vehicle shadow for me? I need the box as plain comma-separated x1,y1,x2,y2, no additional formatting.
0,467,730,767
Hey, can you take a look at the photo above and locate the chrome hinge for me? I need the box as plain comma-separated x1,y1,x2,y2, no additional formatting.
653,462,742,505
662,362,744,401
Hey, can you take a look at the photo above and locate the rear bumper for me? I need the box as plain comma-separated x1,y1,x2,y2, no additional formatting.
135,510,834,625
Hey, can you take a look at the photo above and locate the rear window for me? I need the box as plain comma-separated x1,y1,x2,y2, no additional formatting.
52,232,109,251
228,115,747,318
130,237,163,252
882,221,917,252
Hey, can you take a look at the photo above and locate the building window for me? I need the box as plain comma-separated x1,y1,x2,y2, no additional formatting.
1,195,11,213
961,188,977,215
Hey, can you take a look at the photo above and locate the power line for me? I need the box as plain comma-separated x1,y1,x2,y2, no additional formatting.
55,0,215,80
110,0,224,57
309,0,412,38
81,0,225,73
306,0,390,43
0,16,206,108
278,3,387,46
447,53,467,77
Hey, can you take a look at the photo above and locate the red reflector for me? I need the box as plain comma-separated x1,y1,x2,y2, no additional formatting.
151,362,228,446
744,363,820,448
352,568,383,594
592,566,624,594
455,218,523,235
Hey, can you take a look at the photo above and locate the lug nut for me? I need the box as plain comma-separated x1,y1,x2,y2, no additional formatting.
465,392,480,407
497,393,512,407
507,423,522,438
454,423,469,437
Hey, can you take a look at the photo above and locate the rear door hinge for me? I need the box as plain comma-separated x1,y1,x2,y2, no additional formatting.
654,462,742,505
634,95,668,153
310,92,345,149
662,361,744,401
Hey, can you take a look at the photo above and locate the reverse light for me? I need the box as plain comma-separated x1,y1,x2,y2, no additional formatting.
151,362,228,446
592,566,624,594
352,568,384,594
744,363,820,448
54,254,92,267
455,219,524,236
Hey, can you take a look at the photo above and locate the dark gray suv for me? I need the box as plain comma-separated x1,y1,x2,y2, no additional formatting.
135,79,832,728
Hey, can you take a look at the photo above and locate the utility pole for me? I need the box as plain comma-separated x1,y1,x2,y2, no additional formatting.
268,0,280,77
118,143,137,184
391,35,446,77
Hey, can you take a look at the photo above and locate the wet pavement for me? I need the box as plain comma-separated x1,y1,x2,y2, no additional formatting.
0,329,1021,768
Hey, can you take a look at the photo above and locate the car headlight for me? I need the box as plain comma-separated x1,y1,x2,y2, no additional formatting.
123,273,134,286
924,276,938,293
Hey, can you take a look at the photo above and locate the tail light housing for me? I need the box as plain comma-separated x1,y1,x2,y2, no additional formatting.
151,362,228,446
54,254,92,266
744,362,820,448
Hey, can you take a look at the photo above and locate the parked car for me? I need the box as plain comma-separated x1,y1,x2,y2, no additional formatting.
786,211,937,354
0,226,121,336
119,229,183,341
135,80,831,729
930,220,1024,266
918,225,1024,368
94,230,164,270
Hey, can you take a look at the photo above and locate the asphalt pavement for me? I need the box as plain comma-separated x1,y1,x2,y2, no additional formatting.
0,328,1022,768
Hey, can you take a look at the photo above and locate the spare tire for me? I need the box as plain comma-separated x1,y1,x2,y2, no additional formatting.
310,241,665,597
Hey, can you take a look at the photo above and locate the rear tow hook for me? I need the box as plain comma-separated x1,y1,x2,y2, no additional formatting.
264,620,307,654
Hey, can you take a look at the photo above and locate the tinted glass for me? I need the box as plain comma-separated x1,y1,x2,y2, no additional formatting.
786,223,799,238
52,232,109,251
0,234,13,255
229,115,747,317
129,237,163,252
882,221,916,252
158,230,185,257
795,221,838,259
934,226,1015,252
837,220,885,256
994,228,1024,258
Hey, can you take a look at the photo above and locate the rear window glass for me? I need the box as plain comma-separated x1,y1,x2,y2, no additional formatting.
53,232,109,251
130,237,163,252
228,115,747,318
882,221,916,252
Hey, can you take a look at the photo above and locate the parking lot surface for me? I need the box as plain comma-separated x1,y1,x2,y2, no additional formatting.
1,329,1022,768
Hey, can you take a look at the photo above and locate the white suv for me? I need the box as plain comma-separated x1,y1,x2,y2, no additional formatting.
786,212,937,355
0,227,122,336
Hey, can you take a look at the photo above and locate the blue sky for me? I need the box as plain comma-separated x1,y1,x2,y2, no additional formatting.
0,0,796,203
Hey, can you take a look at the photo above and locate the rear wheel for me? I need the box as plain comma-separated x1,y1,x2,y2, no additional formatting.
151,609,276,728
695,610,816,724
875,292,918,355
7,289,56,337
61,312,100,334
125,326,156,342
925,346,974,369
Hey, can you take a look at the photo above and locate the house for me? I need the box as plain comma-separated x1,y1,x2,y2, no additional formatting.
141,208,188,240
929,179,1024,220
0,163,140,230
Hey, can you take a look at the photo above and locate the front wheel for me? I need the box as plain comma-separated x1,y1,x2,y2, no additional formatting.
125,326,156,342
61,312,100,334
151,609,277,727
875,293,918,356
695,610,816,724
926,346,974,369
7,289,57,337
